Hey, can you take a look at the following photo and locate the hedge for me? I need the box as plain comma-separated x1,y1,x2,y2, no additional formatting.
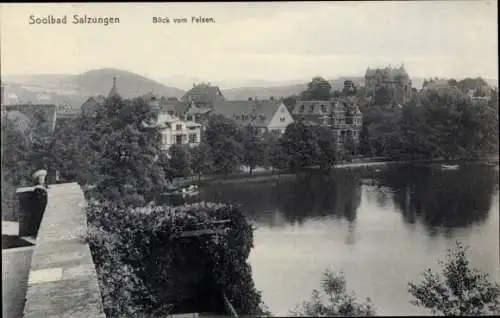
86,199,269,317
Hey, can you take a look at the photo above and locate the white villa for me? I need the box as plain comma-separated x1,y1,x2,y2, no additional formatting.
153,112,203,150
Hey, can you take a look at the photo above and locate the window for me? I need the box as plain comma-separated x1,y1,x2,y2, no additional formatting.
176,135,183,145
186,115,193,121
167,110,174,115
321,104,327,113
176,124,182,131
272,129,281,136
280,107,285,113
280,117,285,122
189,133,197,144
309,104,314,113
299,105,304,113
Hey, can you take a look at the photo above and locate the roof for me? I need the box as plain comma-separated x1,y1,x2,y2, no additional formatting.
146,112,202,129
161,100,192,115
212,100,284,128
181,84,225,103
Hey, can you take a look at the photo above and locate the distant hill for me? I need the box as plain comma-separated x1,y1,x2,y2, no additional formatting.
73,68,185,98
2,68,185,110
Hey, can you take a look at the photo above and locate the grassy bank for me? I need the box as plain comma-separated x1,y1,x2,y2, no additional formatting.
172,156,499,187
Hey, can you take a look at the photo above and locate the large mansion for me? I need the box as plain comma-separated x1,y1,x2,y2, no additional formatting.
365,64,413,106
292,97,363,147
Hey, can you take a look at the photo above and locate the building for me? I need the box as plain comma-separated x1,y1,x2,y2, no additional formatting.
291,97,363,147
144,112,203,150
212,99,295,135
81,77,119,117
365,64,413,106
181,83,225,108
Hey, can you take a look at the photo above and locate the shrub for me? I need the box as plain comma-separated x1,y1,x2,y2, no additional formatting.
86,199,268,317
408,241,500,316
291,269,376,317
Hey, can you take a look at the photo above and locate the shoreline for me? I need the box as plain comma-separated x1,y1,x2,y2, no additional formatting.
173,156,499,187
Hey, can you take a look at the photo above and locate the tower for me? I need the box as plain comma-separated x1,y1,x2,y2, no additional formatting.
108,77,120,98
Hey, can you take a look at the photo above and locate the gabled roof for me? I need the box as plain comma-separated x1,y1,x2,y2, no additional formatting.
162,100,193,115
212,100,285,128
181,84,225,103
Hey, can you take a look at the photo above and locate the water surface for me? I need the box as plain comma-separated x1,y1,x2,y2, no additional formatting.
168,163,500,316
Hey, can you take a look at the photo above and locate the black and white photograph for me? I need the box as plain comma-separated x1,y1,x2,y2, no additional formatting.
1,1,499,317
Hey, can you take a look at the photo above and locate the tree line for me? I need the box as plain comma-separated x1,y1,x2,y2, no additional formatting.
2,76,498,214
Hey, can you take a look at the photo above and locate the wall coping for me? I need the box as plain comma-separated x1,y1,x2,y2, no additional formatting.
22,182,106,318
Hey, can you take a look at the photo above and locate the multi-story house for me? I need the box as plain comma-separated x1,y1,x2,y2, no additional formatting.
212,99,295,136
365,64,413,106
181,83,225,109
291,97,363,147
150,112,203,150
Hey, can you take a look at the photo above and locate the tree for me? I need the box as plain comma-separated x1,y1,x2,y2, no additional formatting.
168,144,192,178
280,122,319,173
241,125,266,175
373,86,392,106
408,86,499,160
203,115,243,177
408,242,500,316
92,96,167,206
1,116,34,220
291,269,376,317
262,132,288,174
189,143,213,181
315,126,338,171
362,107,403,158
300,77,332,101
343,134,358,159
283,95,298,112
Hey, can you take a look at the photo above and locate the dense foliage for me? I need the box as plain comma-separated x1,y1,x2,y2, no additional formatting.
86,200,268,317
291,269,376,317
408,242,500,316
294,242,500,317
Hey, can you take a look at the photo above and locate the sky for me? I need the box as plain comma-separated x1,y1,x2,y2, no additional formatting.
0,1,498,87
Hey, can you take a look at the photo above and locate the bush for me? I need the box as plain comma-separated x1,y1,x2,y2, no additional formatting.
408,241,500,316
86,199,268,317
291,269,376,317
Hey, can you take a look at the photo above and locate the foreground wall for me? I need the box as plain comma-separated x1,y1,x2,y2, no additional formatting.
22,182,106,318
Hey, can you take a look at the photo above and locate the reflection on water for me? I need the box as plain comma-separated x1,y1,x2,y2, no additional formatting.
161,163,499,316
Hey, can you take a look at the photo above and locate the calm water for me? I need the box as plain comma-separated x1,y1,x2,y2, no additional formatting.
166,163,500,316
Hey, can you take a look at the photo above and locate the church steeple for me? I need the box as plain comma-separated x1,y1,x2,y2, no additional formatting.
108,77,119,98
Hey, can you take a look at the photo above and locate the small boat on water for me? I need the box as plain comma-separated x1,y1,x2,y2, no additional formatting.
162,184,199,197
440,164,460,170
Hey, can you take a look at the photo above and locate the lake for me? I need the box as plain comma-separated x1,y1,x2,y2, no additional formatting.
165,163,500,316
